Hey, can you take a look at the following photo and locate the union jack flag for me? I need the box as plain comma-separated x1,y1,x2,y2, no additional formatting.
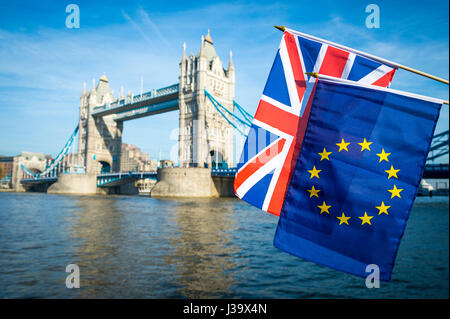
234,29,398,216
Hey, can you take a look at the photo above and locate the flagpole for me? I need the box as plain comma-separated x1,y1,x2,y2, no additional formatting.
274,26,449,85
306,72,449,105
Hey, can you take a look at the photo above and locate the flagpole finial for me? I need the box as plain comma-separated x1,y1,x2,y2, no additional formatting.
274,25,286,32
306,72,319,78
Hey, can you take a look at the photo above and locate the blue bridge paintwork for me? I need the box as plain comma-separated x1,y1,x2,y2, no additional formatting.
91,84,179,121
97,171,158,187
20,176,58,184
423,163,449,179
211,168,236,177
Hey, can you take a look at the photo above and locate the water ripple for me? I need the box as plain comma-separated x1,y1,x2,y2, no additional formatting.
0,192,448,298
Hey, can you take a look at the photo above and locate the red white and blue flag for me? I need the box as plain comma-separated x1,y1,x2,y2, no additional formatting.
234,29,398,216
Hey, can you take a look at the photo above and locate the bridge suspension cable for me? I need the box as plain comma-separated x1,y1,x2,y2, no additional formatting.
1,173,12,183
233,100,254,125
21,125,80,179
204,89,253,136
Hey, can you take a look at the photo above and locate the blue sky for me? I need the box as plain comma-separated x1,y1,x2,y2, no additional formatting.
0,0,448,163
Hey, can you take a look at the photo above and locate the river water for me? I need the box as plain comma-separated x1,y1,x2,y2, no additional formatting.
0,192,448,298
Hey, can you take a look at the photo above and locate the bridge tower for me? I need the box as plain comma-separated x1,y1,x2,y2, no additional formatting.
78,75,123,174
178,30,235,168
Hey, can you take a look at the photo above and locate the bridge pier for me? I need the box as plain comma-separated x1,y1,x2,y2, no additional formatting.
47,173,97,195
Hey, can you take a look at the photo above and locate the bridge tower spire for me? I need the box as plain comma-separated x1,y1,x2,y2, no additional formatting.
78,74,123,175
178,30,235,168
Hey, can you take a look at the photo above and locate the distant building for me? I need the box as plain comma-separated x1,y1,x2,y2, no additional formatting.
159,160,174,168
120,143,157,172
0,155,14,179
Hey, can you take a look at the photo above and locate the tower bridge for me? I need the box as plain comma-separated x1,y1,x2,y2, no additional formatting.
12,31,242,196
77,30,235,177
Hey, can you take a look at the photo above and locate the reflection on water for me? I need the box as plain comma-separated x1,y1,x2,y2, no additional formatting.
169,199,239,298
66,196,182,298
69,197,125,298
0,192,448,298
67,197,241,298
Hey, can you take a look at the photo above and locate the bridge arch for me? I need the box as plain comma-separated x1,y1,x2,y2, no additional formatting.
93,153,113,174
99,161,111,174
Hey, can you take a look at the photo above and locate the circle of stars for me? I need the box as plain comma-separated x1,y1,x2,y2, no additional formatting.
306,137,403,227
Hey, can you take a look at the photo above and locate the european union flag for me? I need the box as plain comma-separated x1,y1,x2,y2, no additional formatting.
274,77,443,281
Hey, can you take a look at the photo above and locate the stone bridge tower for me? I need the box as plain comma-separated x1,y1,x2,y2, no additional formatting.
78,75,123,174
178,31,235,168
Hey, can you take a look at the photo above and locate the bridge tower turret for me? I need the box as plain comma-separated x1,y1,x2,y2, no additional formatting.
178,30,235,168
78,75,123,174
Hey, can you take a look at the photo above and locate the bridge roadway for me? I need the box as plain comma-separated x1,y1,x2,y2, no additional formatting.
97,171,157,187
90,164,449,187
422,163,449,179
20,168,239,188
97,168,237,187
91,84,179,121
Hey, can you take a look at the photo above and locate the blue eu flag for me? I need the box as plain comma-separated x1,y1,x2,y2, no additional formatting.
274,78,442,281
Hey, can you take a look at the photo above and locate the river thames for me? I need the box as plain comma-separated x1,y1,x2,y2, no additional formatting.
0,192,448,298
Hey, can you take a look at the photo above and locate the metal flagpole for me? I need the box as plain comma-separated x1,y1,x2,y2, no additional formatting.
274,26,449,85
306,72,449,105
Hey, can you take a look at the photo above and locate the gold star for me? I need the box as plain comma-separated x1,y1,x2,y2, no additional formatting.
336,138,350,152
388,185,403,199
359,212,374,225
318,148,332,161
376,149,391,162
385,165,400,179
308,166,322,179
317,201,331,214
307,185,320,198
337,212,351,225
375,202,391,215
358,138,373,151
